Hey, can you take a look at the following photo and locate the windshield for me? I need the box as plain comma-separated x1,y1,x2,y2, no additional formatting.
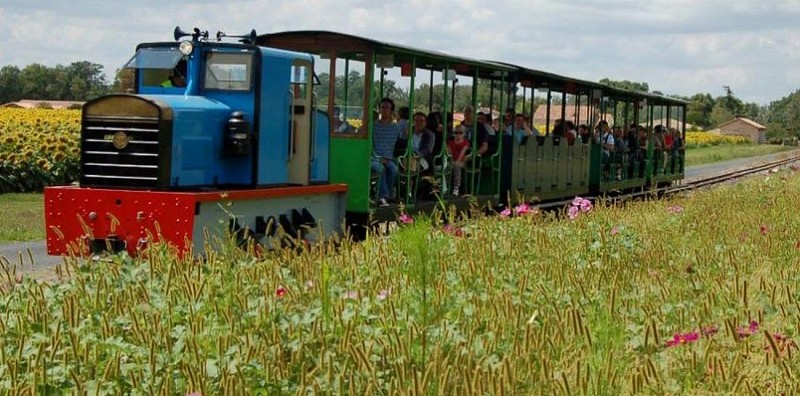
124,47,184,69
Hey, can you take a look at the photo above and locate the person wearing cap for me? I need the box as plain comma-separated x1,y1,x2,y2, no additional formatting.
161,59,187,88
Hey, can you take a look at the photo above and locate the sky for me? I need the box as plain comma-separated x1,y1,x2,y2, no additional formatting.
1,0,799,104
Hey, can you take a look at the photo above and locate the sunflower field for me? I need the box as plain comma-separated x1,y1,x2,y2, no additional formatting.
0,108,81,192
685,131,750,148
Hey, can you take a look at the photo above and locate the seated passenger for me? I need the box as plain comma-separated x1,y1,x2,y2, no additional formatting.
370,98,402,207
410,112,435,174
564,120,577,145
448,125,470,196
459,105,475,141
477,111,496,155
511,113,540,144
577,124,590,143
332,107,355,133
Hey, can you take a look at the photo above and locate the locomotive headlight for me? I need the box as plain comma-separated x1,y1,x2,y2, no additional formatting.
178,40,194,55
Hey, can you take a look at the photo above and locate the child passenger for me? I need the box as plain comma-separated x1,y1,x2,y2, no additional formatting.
448,125,470,196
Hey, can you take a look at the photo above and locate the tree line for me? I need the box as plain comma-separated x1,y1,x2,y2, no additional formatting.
2,62,797,140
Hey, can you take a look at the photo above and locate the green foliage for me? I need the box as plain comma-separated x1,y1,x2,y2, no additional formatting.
0,61,110,104
5,169,800,393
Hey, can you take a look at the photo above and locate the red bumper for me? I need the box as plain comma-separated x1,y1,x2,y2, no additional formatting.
44,184,347,256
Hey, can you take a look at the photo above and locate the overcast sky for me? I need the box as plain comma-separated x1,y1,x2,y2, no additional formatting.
1,0,798,104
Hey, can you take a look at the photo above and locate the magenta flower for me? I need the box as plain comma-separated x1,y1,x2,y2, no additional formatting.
443,224,464,237
514,203,530,215
579,198,592,213
665,331,700,347
736,320,759,339
398,213,414,224
276,286,287,298
610,226,620,236
500,208,511,217
572,197,584,207
567,205,580,220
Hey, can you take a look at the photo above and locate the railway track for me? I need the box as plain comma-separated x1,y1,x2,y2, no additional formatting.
3,153,800,280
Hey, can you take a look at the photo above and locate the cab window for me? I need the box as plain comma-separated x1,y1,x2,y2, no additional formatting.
204,52,254,91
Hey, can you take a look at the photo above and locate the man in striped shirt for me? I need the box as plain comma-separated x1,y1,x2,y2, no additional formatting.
371,98,402,207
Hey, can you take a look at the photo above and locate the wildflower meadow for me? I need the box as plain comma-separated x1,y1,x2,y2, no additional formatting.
2,164,800,394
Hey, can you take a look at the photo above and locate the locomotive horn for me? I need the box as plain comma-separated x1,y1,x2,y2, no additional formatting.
174,26,209,42
215,29,258,44
173,26,190,41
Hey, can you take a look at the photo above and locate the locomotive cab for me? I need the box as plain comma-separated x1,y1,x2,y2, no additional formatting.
81,32,329,190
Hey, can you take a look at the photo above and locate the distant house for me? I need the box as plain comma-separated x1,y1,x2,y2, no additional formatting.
0,100,84,109
533,105,613,128
717,116,766,144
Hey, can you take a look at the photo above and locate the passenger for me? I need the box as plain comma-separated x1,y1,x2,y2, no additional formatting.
448,125,470,196
595,120,610,144
670,128,685,173
371,98,402,207
601,122,615,173
552,119,565,139
511,113,540,144
459,105,475,141
613,126,627,180
653,125,666,174
564,120,577,145
332,107,355,133
577,124,590,143
410,112,435,174
636,126,648,177
477,111,496,155
393,106,410,158
502,108,515,136
161,59,187,88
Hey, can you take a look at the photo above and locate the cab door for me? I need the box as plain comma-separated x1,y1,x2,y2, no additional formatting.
287,59,312,185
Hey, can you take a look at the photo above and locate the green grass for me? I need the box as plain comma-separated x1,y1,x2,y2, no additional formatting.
2,165,800,393
685,144,795,167
0,193,44,242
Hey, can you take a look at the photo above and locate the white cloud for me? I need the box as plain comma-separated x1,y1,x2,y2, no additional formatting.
0,0,798,103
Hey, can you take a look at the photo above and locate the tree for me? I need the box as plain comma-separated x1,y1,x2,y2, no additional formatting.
598,78,649,93
686,93,715,128
0,65,21,104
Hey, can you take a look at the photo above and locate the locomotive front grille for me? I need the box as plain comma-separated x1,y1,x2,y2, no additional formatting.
79,95,172,189
81,116,161,187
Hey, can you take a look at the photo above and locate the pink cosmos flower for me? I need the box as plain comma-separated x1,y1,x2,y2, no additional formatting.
567,205,580,220
276,286,287,298
398,213,414,224
701,325,719,337
665,331,700,347
500,208,512,217
579,198,592,213
515,203,530,215
572,197,584,207
610,226,620,236
736,320,759,339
